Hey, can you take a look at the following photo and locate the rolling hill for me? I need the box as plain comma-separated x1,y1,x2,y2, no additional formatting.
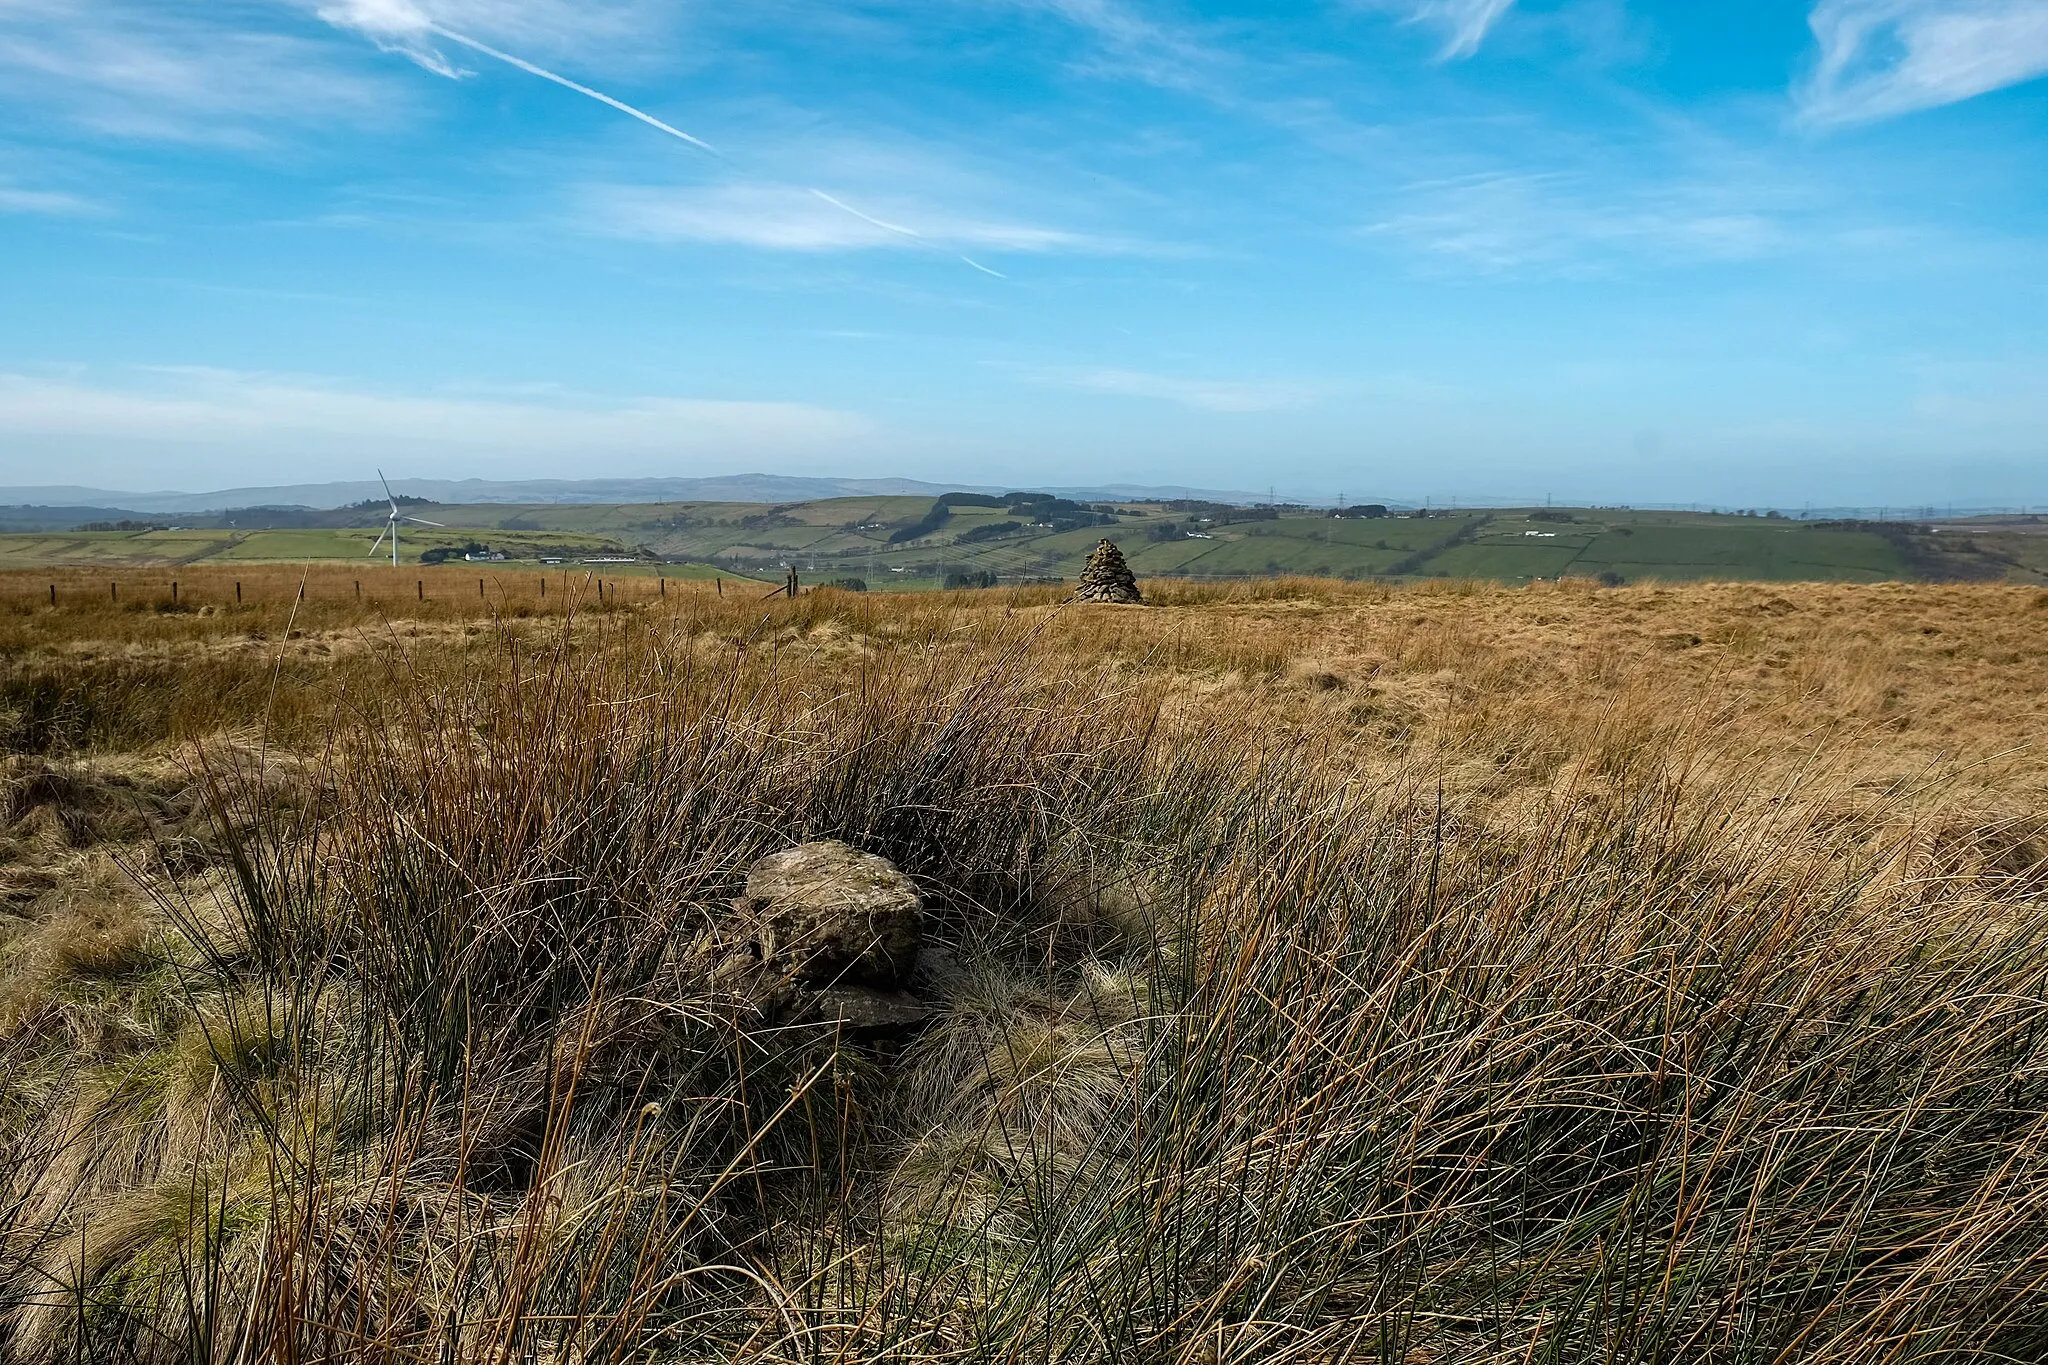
0,495,2037,589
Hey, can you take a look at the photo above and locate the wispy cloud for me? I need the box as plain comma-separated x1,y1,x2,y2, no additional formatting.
0,367,876,476
303,0,673,70
320,3,1066,274
1403,0,1519,59
1000,0,1233,92
1799,0,2048,126
0,184,100,216
0,0,399,143
1349,0,1516,60
313,0,463,78
1030,367,1326,412
1362,170,1796,273
587,181,1158,256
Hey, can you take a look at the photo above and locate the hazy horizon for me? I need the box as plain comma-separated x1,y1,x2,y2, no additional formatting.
2,471,2038,520
2,1,2044,504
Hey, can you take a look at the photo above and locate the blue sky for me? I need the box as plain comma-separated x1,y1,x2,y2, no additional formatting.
0,0,2044,505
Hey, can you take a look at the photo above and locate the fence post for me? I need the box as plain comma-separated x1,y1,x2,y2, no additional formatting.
417,580,424,602
171,582,177,604
355,581,361,599
236,581,242,604
479,578,485,599
659,575,666,598
48,584,55,606
716,578,722,597
110,581,117,602
540,576,546,598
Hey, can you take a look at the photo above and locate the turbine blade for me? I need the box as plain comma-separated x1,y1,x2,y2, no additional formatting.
367,526,389,557
378,468,397,511
404,517,447,527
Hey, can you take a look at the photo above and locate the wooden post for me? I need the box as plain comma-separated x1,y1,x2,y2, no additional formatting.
355,581,361,599
48,584,55,606
171,582,177,604
235,581,242,604
110,581,117,602
659,575,666,598
716,577,722,596
417,580,424,602
540,576,546,598
479,578,485,599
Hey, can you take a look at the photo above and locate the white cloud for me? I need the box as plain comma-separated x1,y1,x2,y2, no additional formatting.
1799,0,2048,125
0,1,677,145
1031,367,1325,412
307,0,677,74
0,368,877,481
1001,0,1229,91
316,0,433,39
314,0,461,78
0,1,400,143
586,180,1153,256
0,185,99,215
1360,0,1517,59
1362,171,1793,273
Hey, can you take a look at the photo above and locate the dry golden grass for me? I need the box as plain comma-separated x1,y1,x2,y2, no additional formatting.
1,568,2045,1362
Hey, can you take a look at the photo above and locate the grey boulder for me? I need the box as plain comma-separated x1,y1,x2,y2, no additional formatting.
731,840,923,991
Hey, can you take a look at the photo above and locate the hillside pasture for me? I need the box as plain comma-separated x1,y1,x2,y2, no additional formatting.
0,499,2036,588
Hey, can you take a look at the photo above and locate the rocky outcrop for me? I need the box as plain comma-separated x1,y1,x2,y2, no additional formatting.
1073,539,1142,604
715,840,928,1033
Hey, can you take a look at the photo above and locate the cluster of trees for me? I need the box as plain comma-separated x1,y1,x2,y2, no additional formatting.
419,541,495,565
1003,492,1117,531
892,493,1120,545
887,503,955,543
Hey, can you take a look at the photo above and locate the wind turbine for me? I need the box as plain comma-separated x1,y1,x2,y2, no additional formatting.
365,471,445,567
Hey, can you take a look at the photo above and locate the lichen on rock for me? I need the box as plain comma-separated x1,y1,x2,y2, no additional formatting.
715,839,929,1032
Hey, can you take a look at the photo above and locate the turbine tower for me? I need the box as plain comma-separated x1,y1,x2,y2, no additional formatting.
365,470,445,567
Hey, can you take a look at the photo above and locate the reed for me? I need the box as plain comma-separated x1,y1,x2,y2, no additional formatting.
0,578,2043,1362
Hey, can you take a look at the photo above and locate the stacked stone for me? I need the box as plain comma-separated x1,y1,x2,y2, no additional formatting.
1074,538,1143,604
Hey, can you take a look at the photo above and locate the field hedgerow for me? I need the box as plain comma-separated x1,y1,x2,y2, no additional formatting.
1,573,2046,1363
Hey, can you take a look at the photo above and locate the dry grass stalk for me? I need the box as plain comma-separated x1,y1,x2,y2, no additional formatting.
0,577,2042,1361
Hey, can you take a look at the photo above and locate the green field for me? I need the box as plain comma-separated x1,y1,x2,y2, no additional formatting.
0,497,2034,588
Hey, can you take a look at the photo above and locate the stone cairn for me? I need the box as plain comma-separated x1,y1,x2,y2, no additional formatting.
1073,538,1143,604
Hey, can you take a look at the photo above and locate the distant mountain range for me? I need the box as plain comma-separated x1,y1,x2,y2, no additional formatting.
0,475,1275,519
2,477,2019,532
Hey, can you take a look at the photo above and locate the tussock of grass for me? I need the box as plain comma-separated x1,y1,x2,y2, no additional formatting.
0,582,2044,1361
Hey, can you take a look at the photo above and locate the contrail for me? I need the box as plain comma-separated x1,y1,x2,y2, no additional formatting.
428,25,721,157
813,192,1008,278
809,189,922,240
344,15,1008,281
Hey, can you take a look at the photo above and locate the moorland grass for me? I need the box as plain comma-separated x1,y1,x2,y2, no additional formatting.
0,574,2045,1362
